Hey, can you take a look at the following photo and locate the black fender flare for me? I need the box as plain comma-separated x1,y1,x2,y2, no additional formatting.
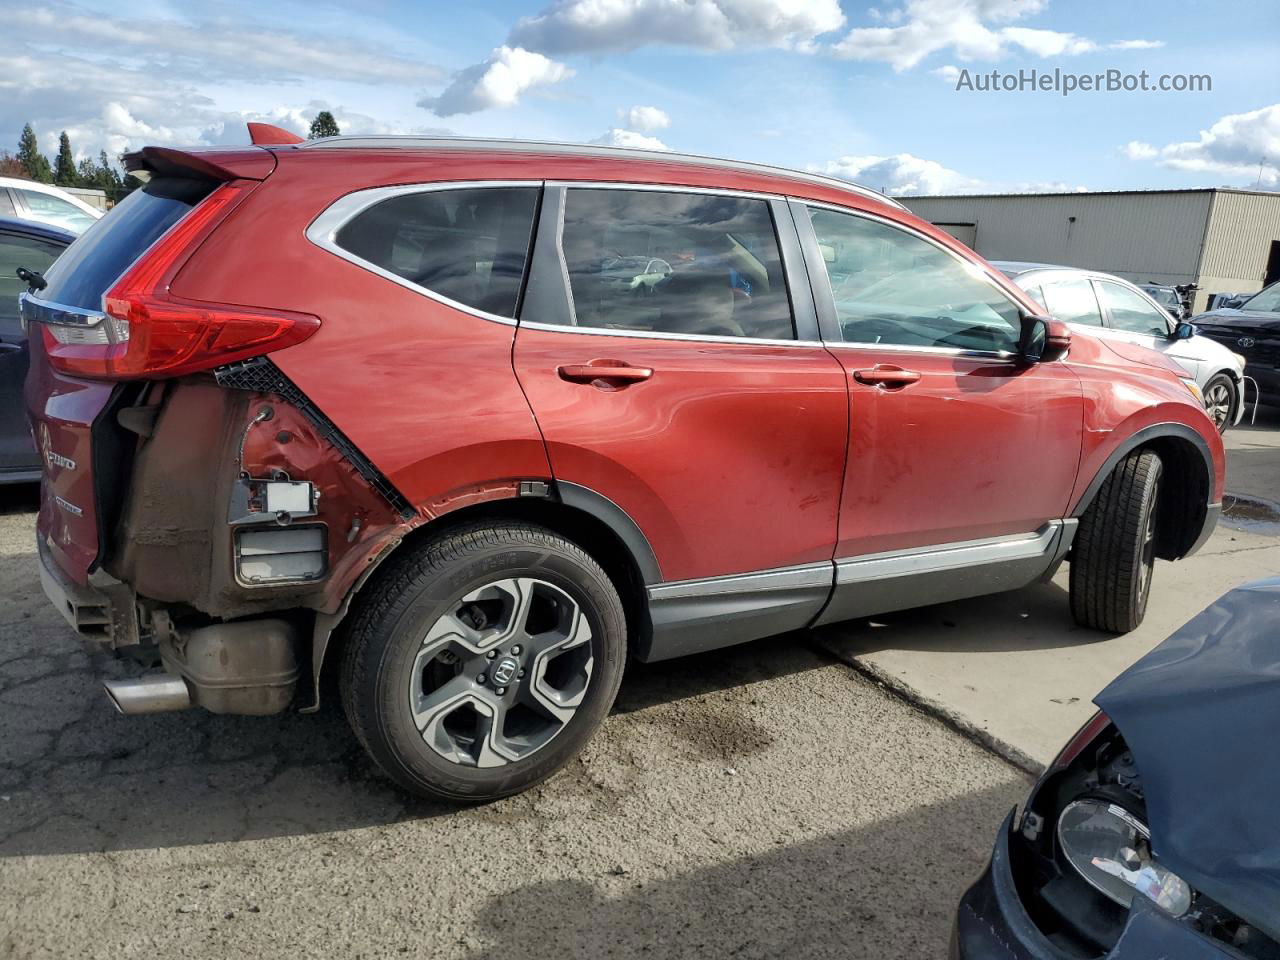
1070,422,1216,518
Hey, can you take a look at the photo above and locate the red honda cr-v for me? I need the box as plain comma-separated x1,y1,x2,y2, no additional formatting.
22,125,1224,801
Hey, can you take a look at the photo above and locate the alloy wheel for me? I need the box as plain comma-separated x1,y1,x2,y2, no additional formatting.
1203,382,1232,430
409,578,594,768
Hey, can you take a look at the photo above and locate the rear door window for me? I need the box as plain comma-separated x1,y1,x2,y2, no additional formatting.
38,177,213,311
1038,275,1105,327
557,188,795,340
334,186,539,319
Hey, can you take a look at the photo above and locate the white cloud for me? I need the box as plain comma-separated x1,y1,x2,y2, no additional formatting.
509,0,846,54
1119,103,1280,188
1001,27,1096,57
420,46,573,116
1121,140,1158,160
18,1,442,87
832,0,1151,71
932,64,962,82
590,128,670,150
823,152,1084,196
621,105,671,132
824,153,986,195
1110,39,1164,50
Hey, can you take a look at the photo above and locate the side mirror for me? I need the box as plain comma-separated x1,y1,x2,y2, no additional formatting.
1172,321,1197,341
1019,315,1071,364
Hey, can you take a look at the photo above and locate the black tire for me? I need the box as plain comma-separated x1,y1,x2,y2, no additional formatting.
1201,372,1238,434
1069,450,1163,633
339,521,626,802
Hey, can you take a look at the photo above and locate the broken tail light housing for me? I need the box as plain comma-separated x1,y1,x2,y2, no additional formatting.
43,181,320,380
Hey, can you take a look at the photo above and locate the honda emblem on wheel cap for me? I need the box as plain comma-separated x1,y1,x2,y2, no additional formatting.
1238,336,1256,348
493,657,519,686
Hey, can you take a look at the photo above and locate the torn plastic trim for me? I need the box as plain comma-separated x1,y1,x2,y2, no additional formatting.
1096,576,1280,946
214,356,414,520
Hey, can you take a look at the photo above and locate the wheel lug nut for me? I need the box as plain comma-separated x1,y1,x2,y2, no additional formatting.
496,687,507,696
477,675,486,684
518,669,526,679
511,645,522,655
486,650,497,659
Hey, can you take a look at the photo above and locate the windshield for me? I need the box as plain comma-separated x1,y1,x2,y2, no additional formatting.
1240,283,1280,314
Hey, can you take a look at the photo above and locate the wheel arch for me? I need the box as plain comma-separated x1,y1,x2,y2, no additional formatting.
1071,423,1215,562
301,484,658,711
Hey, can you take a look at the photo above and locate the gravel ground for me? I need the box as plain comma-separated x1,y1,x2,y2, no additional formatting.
0,487,1026,960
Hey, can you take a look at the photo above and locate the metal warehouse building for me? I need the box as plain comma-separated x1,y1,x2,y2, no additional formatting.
900,188,1280,313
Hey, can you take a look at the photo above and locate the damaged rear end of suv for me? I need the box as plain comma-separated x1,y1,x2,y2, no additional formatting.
26,143,406,721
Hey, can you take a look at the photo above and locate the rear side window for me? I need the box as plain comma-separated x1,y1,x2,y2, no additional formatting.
558,188,794,340
18,189,97,233
39,177,213,311
334,187,539,319
1037,275,1104,328
0,191,15,217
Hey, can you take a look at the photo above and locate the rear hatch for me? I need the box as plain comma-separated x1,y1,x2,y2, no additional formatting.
23,177,216,584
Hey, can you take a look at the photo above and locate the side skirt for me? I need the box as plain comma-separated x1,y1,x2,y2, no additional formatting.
814,521,1075,627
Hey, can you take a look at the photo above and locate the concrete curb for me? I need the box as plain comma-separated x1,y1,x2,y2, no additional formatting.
814,638,1046,779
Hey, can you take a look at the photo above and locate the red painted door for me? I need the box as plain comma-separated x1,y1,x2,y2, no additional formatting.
513,185,848,584
796,201,1084,559
829,348,1084,557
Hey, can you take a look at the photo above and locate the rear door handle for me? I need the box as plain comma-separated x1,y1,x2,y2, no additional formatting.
557,362,654,385
852,365,920,388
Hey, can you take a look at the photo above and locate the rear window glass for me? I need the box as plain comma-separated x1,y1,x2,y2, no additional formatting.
38,177,213,311
334,187,539,319
558,188,794,340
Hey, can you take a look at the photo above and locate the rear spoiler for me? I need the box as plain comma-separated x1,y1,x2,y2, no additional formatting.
122,124,303,183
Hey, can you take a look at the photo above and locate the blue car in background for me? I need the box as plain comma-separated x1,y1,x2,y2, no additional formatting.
0,217,75,484
954,577,1280,960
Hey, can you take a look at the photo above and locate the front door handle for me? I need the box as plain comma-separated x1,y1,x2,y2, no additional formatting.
852,365,920,388
557,361,654,385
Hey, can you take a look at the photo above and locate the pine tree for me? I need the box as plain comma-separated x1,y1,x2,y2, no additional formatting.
54,131,79,187
16,123,53,183
307,111,340,140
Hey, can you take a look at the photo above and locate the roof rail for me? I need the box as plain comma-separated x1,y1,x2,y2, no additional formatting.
295,135,904,210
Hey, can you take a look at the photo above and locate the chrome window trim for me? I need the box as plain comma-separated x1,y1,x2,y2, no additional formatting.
18,292,105,326
797,198,1028,358
535,180,819,346
833,522,1064,584
648,561,834,601
304,180,545,328
823,340,1016,360
296,135,906,211
519,318,822,348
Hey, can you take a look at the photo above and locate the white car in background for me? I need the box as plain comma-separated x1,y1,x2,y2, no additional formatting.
993,261,1250,433
0,177,102,234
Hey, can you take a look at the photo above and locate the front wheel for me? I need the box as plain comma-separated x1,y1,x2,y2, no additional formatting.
1201,372,1238,434
1069,450,1163,633
339,522,627,802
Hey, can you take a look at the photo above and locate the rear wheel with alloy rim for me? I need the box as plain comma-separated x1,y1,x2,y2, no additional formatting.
1201,372,1237,434
340,522,626,802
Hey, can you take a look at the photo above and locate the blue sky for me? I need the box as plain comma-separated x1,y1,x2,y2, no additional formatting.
4,0,1279,194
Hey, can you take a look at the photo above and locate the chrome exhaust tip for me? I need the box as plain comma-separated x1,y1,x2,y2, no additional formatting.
103,675,192,715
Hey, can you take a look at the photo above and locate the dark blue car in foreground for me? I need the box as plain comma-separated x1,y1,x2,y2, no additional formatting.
0,216,74,483
955,577,1280,960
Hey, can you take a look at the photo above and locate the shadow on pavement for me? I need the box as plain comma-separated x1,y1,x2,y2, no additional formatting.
463,783,1020,960
0,483,39,516
0,580,832,856
814,579,1110,659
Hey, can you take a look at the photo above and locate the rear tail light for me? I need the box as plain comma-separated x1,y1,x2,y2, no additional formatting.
43,182,319,380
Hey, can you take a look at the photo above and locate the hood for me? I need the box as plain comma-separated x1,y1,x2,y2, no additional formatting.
1097,337,1188,377
1095,577,1280,944
1193,308,1280,331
